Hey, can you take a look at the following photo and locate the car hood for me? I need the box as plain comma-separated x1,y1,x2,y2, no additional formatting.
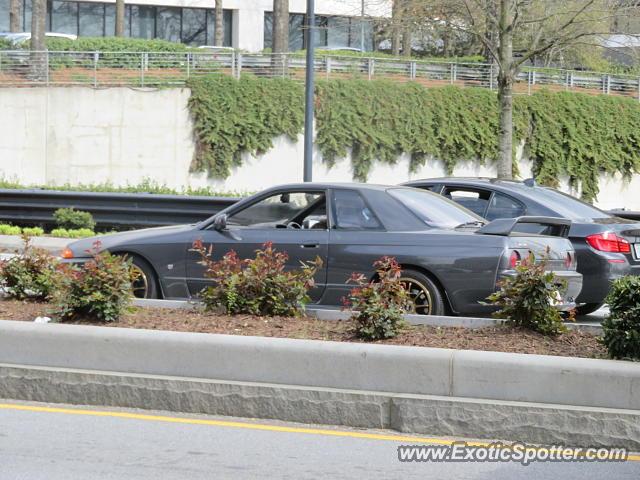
65,224,195,258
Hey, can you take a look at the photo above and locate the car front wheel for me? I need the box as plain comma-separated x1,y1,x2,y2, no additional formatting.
125,255,159,299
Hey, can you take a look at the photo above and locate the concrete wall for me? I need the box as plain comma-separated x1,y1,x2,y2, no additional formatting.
1,87,639,210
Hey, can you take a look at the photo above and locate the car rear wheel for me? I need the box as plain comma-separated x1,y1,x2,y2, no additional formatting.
575,302,604,316
399,270,445,316
125,255,159,299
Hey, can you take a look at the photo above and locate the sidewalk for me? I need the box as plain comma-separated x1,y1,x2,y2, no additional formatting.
0,235,70,256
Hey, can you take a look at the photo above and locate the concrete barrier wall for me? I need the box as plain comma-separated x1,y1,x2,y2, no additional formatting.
1,87,639,210
1,320,639,411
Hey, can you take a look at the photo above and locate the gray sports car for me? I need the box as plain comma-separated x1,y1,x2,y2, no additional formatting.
62,183,582,316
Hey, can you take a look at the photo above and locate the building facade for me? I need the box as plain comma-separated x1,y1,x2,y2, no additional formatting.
0,0,390,51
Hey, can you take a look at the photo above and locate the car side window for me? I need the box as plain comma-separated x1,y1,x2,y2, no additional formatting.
441,188,491,217
485,193,525,221
333,190,383,230
226,191,326,229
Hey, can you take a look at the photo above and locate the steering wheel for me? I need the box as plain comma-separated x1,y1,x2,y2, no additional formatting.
286,221,301,229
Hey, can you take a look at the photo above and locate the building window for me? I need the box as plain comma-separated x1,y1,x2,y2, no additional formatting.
51,0,78,35
264,11,373,51
0,0,9,31
182,7,206,46
156,6,181,43
0,1,232,46
130,5,154,39
79,2,105,37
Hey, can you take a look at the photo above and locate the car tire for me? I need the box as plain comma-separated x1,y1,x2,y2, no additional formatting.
575,302,604,316
125,255,159,299
399,269,445,316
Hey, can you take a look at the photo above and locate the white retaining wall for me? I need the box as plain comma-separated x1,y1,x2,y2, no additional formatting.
1,87,639,210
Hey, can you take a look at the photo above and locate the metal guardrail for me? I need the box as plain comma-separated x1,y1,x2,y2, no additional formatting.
0,189,239,230
1,50,640,99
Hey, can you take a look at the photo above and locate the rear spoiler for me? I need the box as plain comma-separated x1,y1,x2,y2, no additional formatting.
476,216,571,238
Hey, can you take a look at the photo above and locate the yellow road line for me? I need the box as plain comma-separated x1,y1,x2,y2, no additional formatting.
1,403,638,462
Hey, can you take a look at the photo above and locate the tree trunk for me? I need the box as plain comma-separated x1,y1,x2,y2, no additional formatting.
272,0,289,77
214,0,224,46
9,0,20,33
496,0,514,179
30,0,47,82
273,0,289,53
402,27,411,57
115,0,125,37
391,0,401,56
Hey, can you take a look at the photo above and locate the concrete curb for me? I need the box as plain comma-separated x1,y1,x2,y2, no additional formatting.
132,298,604,334
0,320,638,447
2,362,639,449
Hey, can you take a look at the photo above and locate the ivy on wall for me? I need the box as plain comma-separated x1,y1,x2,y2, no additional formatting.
186,74,640,202
187,74,304,178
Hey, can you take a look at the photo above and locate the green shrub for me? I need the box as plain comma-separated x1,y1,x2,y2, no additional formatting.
53,207,96,230
192,238,321,316
52,242,135,322
66,228,96,238
0,235,63,301
343,256,410,340
21,227,44,236
50,228,69,238
601,276,640,360
485,251,567,335
0,224,22,235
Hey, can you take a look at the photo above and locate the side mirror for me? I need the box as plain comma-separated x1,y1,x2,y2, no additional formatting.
213,213,228,231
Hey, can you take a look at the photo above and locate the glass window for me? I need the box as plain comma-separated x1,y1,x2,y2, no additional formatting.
51,0,78,36
350,18,372,51
485,193,525,221
263,11,272,49
327,16,350,48
23,0,32,31
223,9,232,46
442,187,491,218
388,188,484,229
156,6,180,43
228,192,326,229
104,3,116,36
0,0,9,32
131,5,155,39
182,7,205,46
79,2,104,37
333,190,383,230
289,13,304,51
315,16,328,46
518,186,611,220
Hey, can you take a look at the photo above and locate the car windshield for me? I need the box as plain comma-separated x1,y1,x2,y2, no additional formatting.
523,187,611,220
388,188,485,229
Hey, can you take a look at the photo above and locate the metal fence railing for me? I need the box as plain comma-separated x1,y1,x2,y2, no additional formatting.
1,50,640,99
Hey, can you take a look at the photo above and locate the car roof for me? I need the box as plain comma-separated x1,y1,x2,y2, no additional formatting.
259,182,406,193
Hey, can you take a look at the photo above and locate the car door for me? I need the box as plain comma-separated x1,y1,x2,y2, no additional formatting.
185,189,329,302
323,188,389,306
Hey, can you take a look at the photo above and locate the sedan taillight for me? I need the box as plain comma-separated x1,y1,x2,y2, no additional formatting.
586,232,631,253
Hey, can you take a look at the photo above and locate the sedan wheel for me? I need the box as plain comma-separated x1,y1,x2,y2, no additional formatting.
126,256,159,299
399,270,445,316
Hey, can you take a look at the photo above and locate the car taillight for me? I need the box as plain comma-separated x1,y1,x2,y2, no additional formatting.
586,232,631,253
510,250,521,267
565,252,572,268
60,248,74,259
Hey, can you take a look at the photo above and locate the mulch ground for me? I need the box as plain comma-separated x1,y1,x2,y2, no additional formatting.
0,297,607,359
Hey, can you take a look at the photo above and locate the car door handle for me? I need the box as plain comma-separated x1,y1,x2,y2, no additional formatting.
301,243,320,249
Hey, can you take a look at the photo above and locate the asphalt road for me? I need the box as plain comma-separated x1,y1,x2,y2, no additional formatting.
0,400,637,480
